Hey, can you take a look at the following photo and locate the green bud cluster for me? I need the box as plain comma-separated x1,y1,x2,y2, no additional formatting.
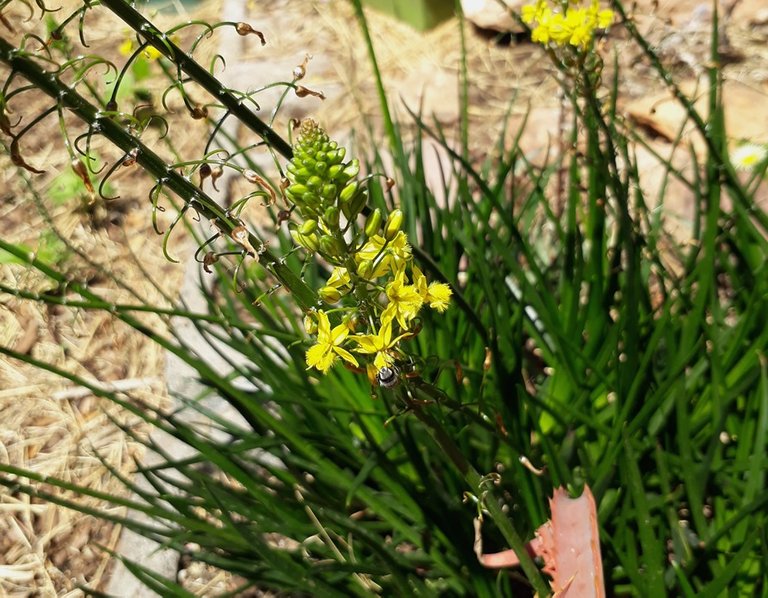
285,119,362,225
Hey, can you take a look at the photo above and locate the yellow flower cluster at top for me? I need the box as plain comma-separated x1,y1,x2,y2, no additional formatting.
522,0,614,49
285,120,452,385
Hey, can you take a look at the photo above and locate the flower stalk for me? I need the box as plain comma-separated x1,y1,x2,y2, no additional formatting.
0,35,317,311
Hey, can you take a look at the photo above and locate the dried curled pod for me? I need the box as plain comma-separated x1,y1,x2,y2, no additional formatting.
230,225,260,257
236,22,266,45
71,158,94,193
295,86,325,100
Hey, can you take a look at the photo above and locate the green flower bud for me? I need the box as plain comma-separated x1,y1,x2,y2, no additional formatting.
341,189,367,220
321,183,338,201
319,234,344,257
287,120,359,218
304,313,318,335
327,147,346,164
328,163,345,179
364,208,382,237
293,167,312,181
343,159,360,179
384,208,403,241
290,229,319,252
299,219,318,235
339,181,359,203
286,183,309,200
323,206,340,228
319,286,341,304
302,192,321,210
306,175,323,190
357,259,374,279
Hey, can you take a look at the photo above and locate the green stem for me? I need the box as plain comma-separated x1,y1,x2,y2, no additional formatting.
98,0,293,160
349,0,399,155
405,392,551,597
0,35,317,312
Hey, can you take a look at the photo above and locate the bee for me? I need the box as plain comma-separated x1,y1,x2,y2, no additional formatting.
376,365,399,388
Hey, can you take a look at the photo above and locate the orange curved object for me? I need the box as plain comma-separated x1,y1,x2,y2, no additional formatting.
475,485,605,597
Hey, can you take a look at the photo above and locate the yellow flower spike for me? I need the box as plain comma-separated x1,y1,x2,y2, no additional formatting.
350,316,408,371
385,270,424,330
305,310,359,373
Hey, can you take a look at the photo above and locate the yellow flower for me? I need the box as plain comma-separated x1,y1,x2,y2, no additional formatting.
326,266,350,289
413,267,452,313
597,9,614,28
119,34,179,61
350,316,407,370
305,310,358,373
523,0,613,49
521,1,546,24
385,270,423,329
355,231,412,278
731,143,767,171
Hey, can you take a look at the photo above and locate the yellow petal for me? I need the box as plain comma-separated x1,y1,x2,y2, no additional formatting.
330,324,350,346
333,346,359,367
316,310,331,340
351,334,381,354
306,343,334,372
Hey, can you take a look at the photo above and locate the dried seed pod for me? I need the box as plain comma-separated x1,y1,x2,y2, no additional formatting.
0,112,12,136
71,158,94,193
231,225,257,257
235,22,265,45
203,251,218,273
277,209,291,225
189,105,208,119
10,140,44,174
242,169,259,184
295,86,325,100
122,147,139,167
293,54,311,80
210,165,224,190
198,163,212,183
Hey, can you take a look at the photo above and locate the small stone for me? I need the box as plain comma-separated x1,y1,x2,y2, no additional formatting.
461,0,526,33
